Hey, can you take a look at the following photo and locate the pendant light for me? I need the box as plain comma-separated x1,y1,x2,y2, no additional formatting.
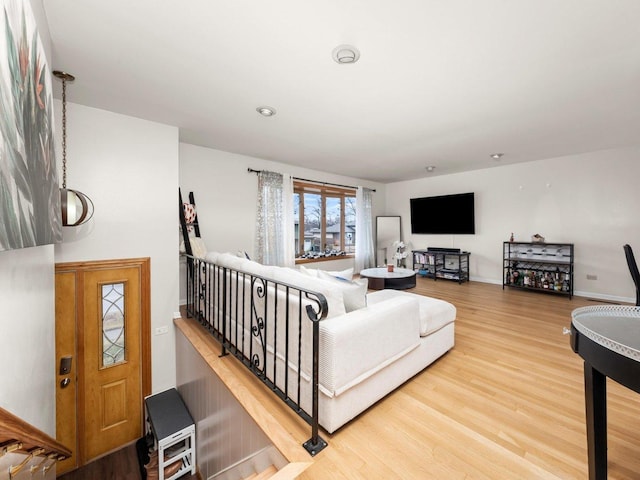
53,70,94,226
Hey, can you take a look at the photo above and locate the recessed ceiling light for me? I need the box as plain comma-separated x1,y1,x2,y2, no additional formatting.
332,45,360,64
256,106,276,117
490,153,504,160
426,166,436,172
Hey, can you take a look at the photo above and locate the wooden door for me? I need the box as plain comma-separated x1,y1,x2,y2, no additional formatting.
55,270,79,474
55,258,151,474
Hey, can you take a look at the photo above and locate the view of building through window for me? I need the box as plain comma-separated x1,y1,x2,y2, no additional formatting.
294,182,356,260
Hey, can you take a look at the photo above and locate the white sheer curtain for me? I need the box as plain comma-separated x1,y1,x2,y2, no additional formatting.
281,174,295,267
255,171,295,267
355,187,375,272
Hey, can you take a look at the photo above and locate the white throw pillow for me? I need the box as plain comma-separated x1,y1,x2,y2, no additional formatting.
271,268,347,318
299,265,354,281
329,267,354,281
236,250,251,260
299,265,320,277
317,270,368,312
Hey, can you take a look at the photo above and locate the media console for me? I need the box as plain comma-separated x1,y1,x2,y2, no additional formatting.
412,248,470,284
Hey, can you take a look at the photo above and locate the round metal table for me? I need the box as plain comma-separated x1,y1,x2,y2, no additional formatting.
570,305,640,480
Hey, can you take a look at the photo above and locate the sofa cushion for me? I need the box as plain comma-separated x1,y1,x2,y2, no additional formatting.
204,253,346,319
366,289,456,336
204,251,219,263
214,252,275,278
270,267,347,319
317,270,368,312
300,265,354,281
319,295,421,397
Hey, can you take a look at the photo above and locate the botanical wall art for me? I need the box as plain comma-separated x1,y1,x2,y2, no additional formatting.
0,0,61,251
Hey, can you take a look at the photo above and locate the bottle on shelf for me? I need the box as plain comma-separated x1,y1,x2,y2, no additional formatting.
554,269,562,291
542,273,550,289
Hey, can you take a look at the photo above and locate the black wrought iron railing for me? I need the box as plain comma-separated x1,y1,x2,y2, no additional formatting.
184,255,329,455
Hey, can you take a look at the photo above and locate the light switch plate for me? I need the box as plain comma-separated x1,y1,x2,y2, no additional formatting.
155,326,169,335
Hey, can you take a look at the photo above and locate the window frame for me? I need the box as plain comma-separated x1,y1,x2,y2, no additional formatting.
294,180,356,264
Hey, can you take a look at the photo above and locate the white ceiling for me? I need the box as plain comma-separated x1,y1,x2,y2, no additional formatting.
43,0,640,183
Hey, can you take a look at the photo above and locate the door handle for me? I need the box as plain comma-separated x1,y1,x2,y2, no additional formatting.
60,378,71,388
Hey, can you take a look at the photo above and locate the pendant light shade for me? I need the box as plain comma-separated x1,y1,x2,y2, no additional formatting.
53,70,94,226
60,188,93,226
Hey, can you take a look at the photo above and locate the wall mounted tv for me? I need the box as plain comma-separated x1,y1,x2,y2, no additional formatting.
410,192,475,234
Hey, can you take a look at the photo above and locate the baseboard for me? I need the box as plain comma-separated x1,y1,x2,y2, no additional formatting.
469,276,501,285
573,290,634,304
466,277,634,304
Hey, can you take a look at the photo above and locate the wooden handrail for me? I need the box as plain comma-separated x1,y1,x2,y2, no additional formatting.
0,406,71,460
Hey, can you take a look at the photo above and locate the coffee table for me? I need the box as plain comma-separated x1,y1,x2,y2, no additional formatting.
359,267,417,290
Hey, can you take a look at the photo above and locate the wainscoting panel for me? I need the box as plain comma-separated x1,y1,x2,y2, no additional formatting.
175,329,285,479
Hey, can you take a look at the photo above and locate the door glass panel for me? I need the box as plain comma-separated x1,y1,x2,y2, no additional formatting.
102,282,125,367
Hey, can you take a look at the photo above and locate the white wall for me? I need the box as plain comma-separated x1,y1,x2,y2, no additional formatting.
385,146,640,302
0,0,56,436
0,245,56,433
54,102,180,393
178,143,384,301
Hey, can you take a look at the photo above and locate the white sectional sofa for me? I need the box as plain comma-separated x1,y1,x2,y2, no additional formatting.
201,252,456,434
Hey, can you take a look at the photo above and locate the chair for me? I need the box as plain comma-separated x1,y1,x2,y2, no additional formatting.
623,244,640,306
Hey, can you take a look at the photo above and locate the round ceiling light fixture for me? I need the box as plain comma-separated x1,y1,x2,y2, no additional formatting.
490,153,504,160
256,106,276,117
426,166,436,172
332,44,360,64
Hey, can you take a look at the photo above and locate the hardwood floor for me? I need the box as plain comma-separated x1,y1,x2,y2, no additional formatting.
153,278,640,479
178,278,640,479
294,279,640,479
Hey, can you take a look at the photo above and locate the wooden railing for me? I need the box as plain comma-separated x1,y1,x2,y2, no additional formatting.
0,406,71,477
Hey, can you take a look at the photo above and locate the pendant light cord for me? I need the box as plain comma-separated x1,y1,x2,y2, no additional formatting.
61,78,67,189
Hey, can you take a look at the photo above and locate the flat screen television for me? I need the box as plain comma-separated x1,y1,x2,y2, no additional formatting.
410,192,475,234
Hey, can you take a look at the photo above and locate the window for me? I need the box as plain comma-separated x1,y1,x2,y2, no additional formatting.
101,282,125,367
294,181,356,261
